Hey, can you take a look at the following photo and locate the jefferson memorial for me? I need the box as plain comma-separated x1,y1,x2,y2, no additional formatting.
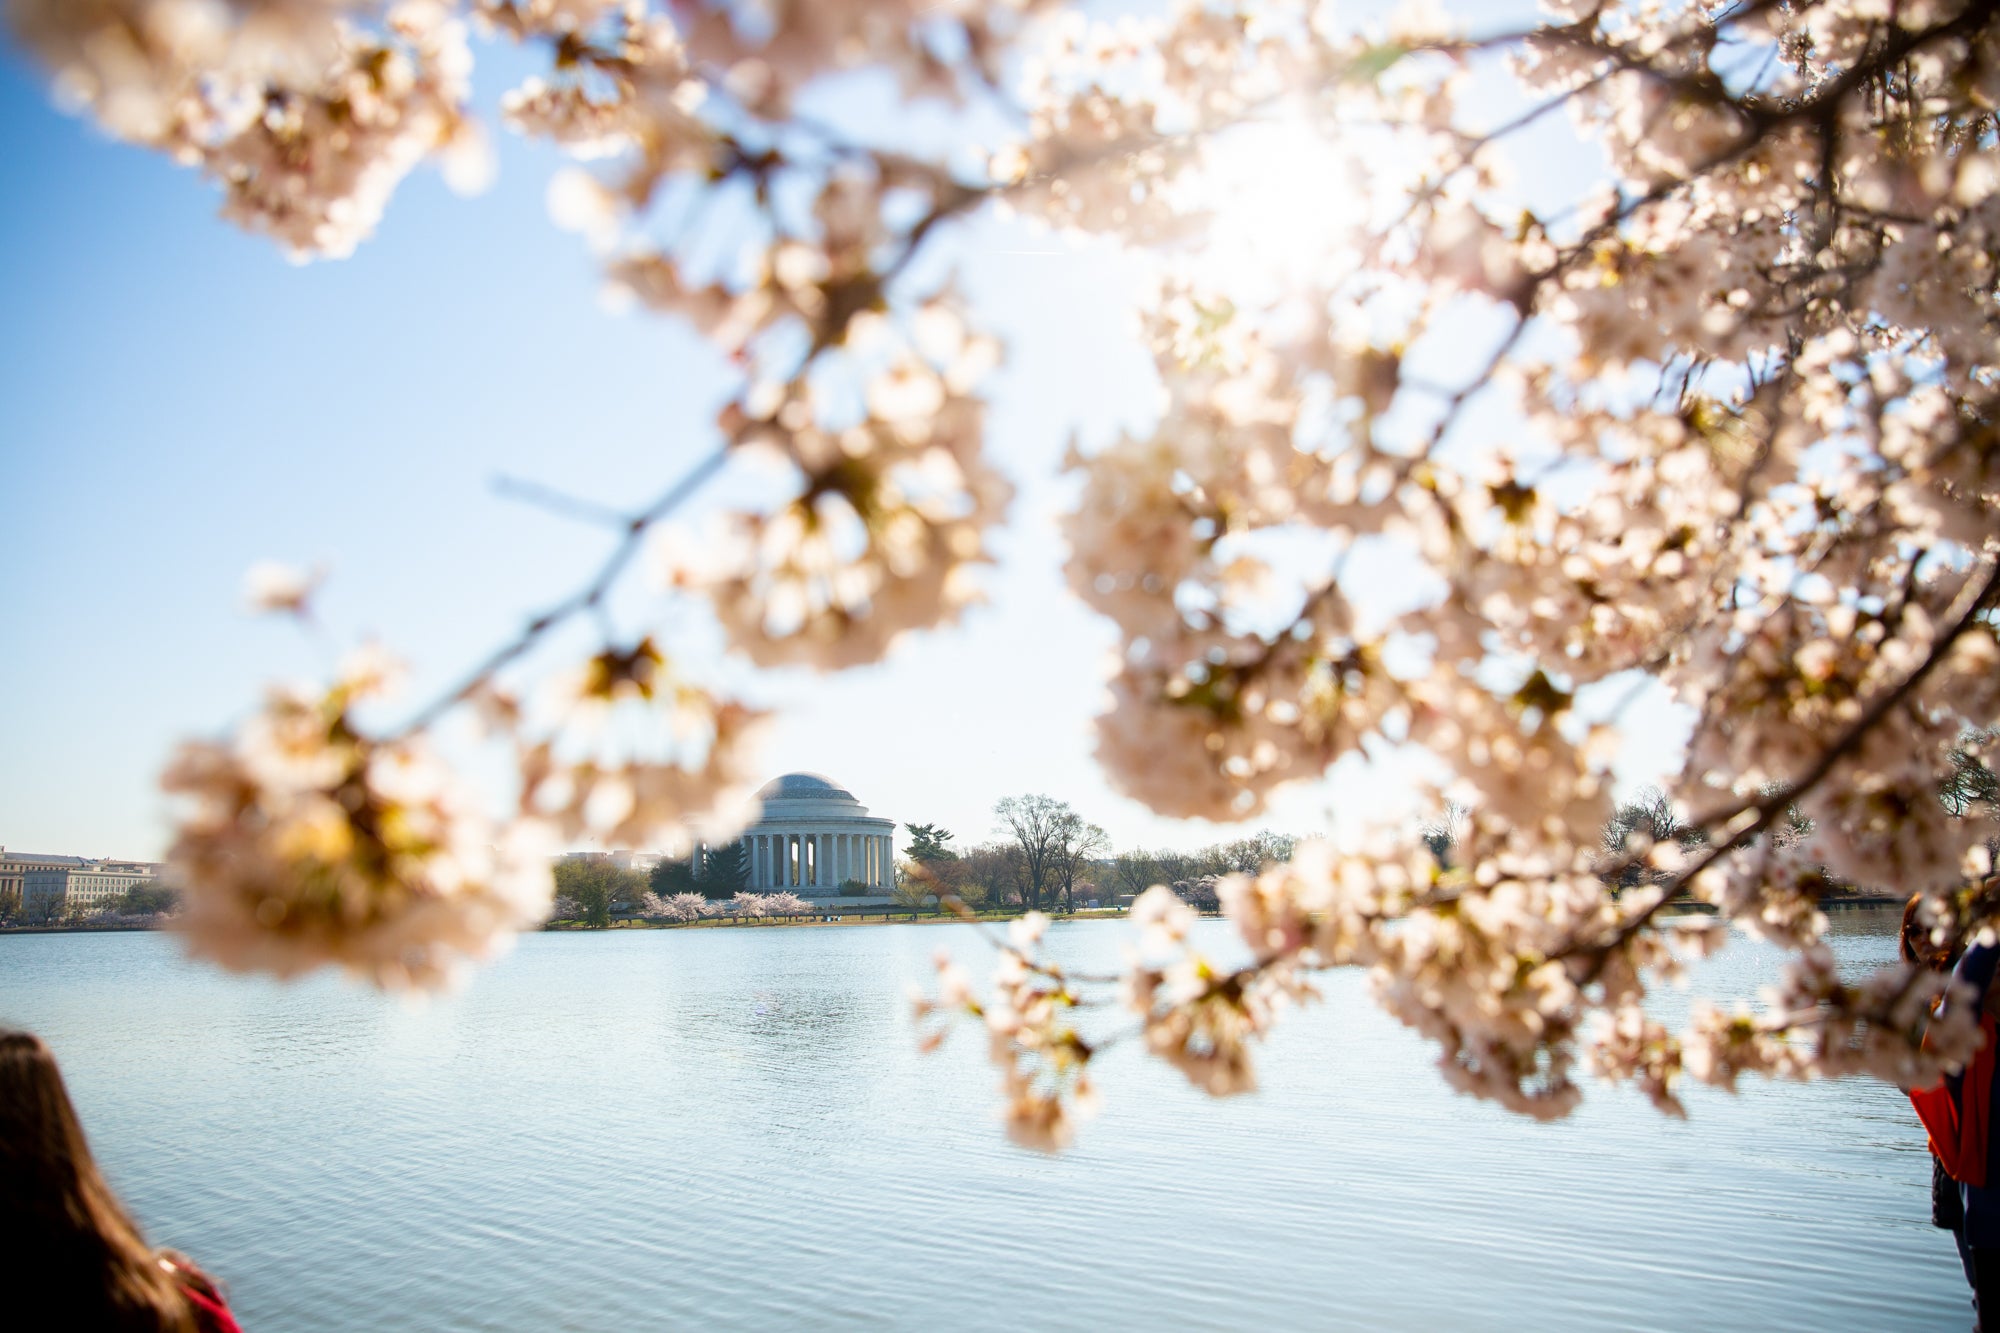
735,773,896,897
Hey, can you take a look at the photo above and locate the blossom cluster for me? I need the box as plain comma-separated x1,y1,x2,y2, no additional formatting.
506,638,770,855
14,1,485,258
912,912,1100,1152
630,889,809,920
1011,0,2000,1130
161,648,554,990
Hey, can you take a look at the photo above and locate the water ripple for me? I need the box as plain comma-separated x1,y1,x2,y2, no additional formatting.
0,913,1968,1330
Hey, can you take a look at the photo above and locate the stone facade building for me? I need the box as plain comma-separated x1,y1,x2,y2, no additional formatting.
0,849,85,909
738,773,896,897
5,850,164,920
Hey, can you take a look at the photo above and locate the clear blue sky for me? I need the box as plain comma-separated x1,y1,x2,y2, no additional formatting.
0,7,1686,862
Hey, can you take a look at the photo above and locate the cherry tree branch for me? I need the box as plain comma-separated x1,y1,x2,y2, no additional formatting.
1574,555,2000,975
387,444,731,741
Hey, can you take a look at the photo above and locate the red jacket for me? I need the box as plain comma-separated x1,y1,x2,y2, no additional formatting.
183,1282,242,1333
162,1257,243,1333
1912,1011,1995,1187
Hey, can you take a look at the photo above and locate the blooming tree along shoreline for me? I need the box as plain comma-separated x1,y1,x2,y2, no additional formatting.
13,0,1999,1148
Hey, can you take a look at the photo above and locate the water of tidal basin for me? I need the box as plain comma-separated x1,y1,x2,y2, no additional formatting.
0,910,1965,1331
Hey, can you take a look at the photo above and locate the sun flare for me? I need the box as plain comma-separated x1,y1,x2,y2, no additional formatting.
1187,113,1377,296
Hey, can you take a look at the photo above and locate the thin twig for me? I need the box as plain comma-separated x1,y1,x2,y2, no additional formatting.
490,474,636,530
387,445,732,741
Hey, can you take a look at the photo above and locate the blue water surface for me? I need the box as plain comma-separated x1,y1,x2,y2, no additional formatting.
0,910,1966,1330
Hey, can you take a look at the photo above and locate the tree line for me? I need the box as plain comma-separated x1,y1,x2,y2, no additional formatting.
903,796,1298,915
1,880,180,926
557,735,2000,931
1425,733,2000,898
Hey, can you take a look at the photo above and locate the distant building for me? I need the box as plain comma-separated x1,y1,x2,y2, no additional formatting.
3,849,164,919
739,772,896,898
549,774,897,901
0,849,87,909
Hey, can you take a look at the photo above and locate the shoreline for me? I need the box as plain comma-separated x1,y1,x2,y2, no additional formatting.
544,907,1135,931
0,908,1136,936
0,896,1908,937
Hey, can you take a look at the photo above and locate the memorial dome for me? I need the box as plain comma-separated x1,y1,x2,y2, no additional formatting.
756,772,858,802
734,773,896,898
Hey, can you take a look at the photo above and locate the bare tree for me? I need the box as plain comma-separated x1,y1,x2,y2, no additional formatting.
1050,815,1110,913
994,794,1075,911
960,841,1029,908
1215,830,1296,876
925,854,990,910
1107,850,1164,900
1150,846,1211,886
1599,787,1709,889
1943,732,2000,818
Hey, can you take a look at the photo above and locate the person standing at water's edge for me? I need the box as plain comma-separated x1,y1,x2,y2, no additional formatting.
1909,896,2000,1330
0,1030,242,1331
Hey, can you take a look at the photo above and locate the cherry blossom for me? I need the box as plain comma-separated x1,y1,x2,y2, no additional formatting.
17,0,1998,1139
162,649,554,991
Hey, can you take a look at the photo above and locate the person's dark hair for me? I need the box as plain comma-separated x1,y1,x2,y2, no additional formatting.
0,1029,202,1332
1902,893,1956,973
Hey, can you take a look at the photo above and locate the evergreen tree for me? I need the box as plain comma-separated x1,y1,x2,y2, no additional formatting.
905,822,957,863
699,841,748,897
648,855,699,896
